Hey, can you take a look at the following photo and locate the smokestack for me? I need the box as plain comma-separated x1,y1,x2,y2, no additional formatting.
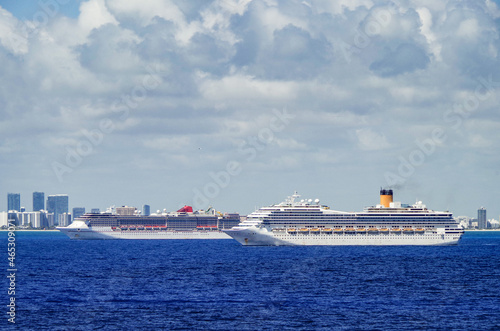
380,189,393,208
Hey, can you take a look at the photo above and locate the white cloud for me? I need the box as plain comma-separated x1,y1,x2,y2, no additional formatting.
0,7,28,54
456,18,480,39
200,73,300,102
79,0,118,35
416,7,441,61
106,0,185,25
355,128,390,150
105,0,193,43
79,24,143,75
311,0,374,15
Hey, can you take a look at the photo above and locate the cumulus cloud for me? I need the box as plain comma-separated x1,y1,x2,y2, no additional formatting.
369,43,430,76
79,0,118,34
0,7,28,54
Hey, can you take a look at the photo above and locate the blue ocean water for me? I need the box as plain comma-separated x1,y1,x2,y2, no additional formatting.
1,231,500,330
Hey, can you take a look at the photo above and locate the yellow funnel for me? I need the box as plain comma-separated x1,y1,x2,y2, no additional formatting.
380,189,393,208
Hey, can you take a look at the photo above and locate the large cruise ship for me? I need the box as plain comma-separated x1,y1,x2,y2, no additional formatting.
223,190,464,246
57,206,240,240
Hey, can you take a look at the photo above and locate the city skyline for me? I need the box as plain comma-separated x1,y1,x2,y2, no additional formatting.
1,189,497,222
1,1,500,218
2,191,149,214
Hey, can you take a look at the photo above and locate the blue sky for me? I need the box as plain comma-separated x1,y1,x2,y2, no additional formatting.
1,0,500,219
0,0,82,19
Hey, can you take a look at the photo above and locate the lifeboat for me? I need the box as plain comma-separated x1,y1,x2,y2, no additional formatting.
334,228,343,233
415,228,425,233
356,228,366,233
299,228,309,233
391,228,401,233
322,228,332,233
403,228,414,233
287,228,297,233
379,228,389,233
368,228,379,234
310,228,320,233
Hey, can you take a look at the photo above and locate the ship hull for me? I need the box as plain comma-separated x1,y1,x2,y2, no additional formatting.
57,226,232,240
224,228,462,246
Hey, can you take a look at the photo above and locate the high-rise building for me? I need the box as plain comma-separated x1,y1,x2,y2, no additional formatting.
7,211,19,225
7,193,20,212
47,194,68,226
16,210,52,228
0,212,8,228
45,212,55,228
18,212,40,227
143,204,150,216
58,213,72,227
116,206,136,216
72,207,85,220
478,207,487,229
31,211,44,228
33,192,45,211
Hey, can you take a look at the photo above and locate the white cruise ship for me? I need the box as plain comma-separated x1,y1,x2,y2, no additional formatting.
57,206,240,240
223,190,464,246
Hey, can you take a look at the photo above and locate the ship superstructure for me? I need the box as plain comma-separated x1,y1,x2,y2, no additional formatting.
57,206,240,240
223,190,464,246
